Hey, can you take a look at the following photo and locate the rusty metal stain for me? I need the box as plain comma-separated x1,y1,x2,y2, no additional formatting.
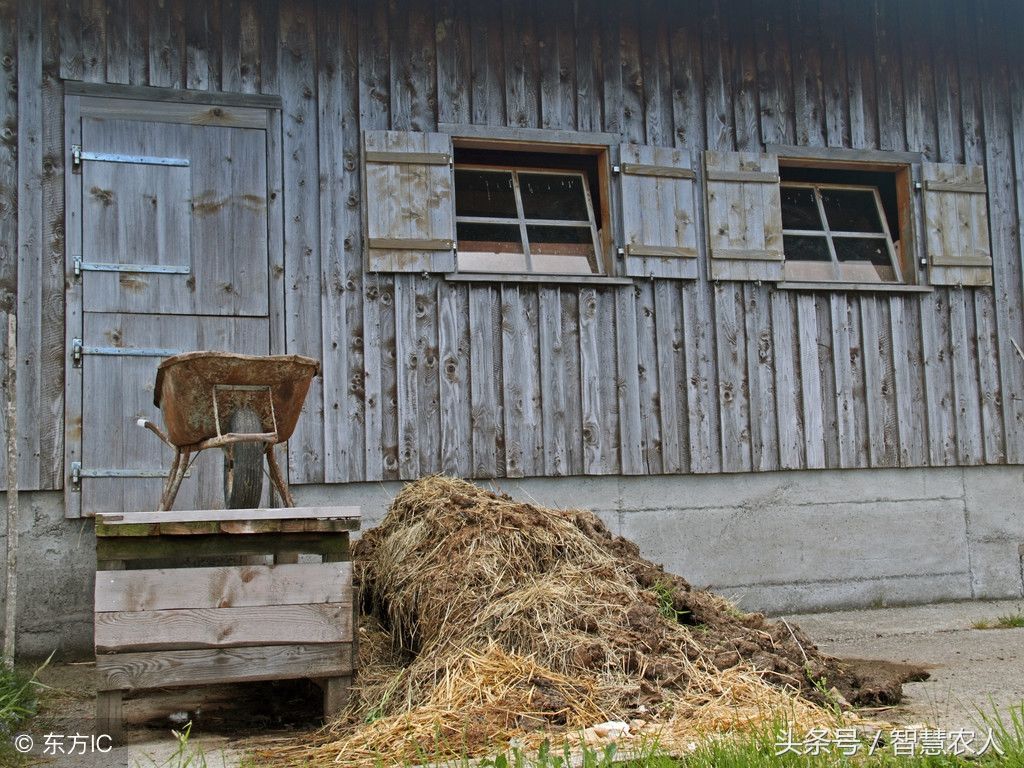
90,186,114,206
119,274,148,292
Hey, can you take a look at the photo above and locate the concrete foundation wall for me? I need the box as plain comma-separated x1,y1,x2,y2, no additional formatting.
3,466,1023,657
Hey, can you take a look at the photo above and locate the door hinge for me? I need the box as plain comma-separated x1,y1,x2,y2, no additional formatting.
70,461,185,491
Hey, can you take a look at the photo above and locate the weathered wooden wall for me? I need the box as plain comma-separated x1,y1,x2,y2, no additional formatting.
2,0,1024,491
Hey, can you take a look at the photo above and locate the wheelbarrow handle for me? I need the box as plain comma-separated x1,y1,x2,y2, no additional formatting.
137,418,174,449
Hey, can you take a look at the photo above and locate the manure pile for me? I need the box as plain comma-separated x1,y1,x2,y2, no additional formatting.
267,476,905,766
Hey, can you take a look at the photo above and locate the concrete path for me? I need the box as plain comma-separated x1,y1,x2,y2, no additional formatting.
785,598,1024,731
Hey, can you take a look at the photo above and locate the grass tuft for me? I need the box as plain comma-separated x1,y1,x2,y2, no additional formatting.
971,610,1024,630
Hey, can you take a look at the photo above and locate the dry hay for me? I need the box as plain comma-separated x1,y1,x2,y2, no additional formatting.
263,476,895,766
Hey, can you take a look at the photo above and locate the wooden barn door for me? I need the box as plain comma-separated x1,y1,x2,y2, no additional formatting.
64,91,283,517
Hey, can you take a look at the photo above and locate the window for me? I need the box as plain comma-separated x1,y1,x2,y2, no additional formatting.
781,182,900,283
452,145,608,276
778,161,913,285
454,167,602,275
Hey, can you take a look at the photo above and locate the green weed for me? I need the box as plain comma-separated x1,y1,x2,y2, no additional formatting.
972,610,1024,630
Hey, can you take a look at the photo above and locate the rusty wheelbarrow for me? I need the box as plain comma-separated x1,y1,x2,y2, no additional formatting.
139,351,321,511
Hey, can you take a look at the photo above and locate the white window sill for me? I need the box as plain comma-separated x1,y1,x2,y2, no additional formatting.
445,272,634,286
777,281,933,294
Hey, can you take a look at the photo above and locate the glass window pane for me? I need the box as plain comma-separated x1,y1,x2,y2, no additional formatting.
519,173,591,221
833,236,891,266
454,169,517,218
821,188,884,233
781,186,823,230
526,225,598,272
783,234,831,261
457,222,523,252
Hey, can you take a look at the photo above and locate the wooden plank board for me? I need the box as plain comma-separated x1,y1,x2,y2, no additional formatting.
538,287,568,476
95,603,352,653
744,283,777,471
16,0,43,489
97,643,352,691
654,282,683,473
500,286,541,478
415,278,441,475
279,4,323,484
394,274,421,479
435,0,470,126
616,286,645,474
438,282,471,477
974,290,1006,462
842,0,877,149
714,282,751,472
560,289,584,476
950,289,984,465
318,0,354,483
96,533,349,563
95,562,353,612
920,290,957,465
634,283,665,474
797,294,825,468
771,290,803,469
578,288,604,473
888,296,915,466
468,285,500,477
95,506,360,526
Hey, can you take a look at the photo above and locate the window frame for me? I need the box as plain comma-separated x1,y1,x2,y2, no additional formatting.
454,164,604,276
438,124,620,282
767,144,926,292
781,180,902,285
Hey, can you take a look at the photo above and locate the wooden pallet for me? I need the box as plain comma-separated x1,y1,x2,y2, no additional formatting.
93,506,360,742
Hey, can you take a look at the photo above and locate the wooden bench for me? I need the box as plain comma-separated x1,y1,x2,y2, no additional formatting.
93,506,360,742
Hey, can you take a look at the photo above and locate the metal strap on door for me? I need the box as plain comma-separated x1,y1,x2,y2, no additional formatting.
71,144,192,276
70,341,189,490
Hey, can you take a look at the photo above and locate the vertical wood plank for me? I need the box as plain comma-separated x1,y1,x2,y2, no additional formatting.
949,288,983,464
573,0,601,134
743,283,777,472
148,0,183,88
538,0,575,131
654,281,683,474
80,0,106,82
16,0,43,489
538,287,567,476
714,282,751,473
415,278,441,475
797,294,825,468
279,2,324,484
639,0,670,146
0,0,15,489
435,0,470,126
468,0,504,126
468,285,500,477
791,0,826,148
920,290,957,465
104,0,129,84
819,0,849,148
59,0,84,81
831,294,857,468
438,282,471,477
770,290,803,469
502,0,538,129
500,286,540,478
578,287,603,473
754,0,795,147
843,0,878,149
634,284,659,475
317,0,349,483
560,289,583,476
394,274,420,479
669,0,706,150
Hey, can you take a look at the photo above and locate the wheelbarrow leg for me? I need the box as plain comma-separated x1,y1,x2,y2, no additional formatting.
265,445,295,508
159,448,191,511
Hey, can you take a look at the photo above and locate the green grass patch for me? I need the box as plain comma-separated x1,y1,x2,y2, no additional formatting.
0,658,48,766
972,610,1024,630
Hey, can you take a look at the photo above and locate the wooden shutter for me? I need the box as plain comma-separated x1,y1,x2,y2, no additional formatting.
618,144,699,279
704,151,784,282
922,162,992,286
363,130,456,273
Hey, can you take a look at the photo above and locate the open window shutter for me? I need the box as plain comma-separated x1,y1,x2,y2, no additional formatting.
922,162,992,287
703,151,784,282
363,130,456,273
617,144,699,279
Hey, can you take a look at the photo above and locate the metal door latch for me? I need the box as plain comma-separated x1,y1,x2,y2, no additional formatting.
72,338,83,367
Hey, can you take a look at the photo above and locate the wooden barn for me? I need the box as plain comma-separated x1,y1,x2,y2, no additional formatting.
1,0,1023,654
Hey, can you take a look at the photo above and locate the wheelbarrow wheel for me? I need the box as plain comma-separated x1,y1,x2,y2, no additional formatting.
223,407,264,509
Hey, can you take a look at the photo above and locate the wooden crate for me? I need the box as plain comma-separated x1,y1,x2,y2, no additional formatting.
93,506,360,742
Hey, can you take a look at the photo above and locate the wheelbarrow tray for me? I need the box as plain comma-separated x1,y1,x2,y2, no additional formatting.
153,351,320,448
